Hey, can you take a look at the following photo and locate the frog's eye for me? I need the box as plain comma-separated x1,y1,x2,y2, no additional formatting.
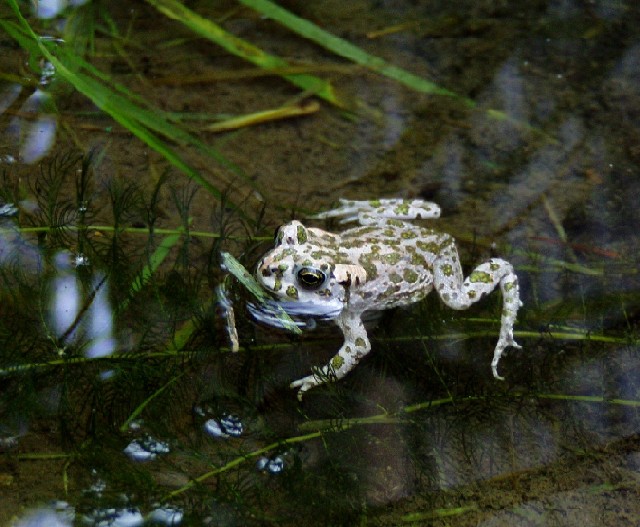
296,267,327,290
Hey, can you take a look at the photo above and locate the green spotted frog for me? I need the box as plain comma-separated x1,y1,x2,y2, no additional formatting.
255,199,522,399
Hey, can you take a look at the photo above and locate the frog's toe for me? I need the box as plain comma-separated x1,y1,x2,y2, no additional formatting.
491,353,506,380
290,375,317,400
491,337,522,379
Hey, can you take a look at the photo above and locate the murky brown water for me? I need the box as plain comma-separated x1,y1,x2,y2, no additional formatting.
1,0,640,525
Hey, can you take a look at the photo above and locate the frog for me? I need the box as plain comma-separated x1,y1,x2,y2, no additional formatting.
254,199,522,399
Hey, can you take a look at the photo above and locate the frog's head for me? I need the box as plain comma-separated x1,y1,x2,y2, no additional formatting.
255,221,367,317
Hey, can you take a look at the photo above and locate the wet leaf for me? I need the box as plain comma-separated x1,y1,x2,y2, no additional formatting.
220,251,302,335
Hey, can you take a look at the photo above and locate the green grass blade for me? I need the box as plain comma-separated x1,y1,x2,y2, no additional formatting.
50,45,246,177
128,230,184,300
238,0,559,141
145,0,345,108
221,251,302,334
238,0,467,103
119,371,186,432
1,2,248,203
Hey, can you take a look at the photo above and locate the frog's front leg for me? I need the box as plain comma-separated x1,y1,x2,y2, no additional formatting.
434,248,522,379
290,310,371,400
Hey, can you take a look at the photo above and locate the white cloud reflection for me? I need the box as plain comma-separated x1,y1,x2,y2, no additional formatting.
13,89,57,164
50,252,80,342
85,273,116,359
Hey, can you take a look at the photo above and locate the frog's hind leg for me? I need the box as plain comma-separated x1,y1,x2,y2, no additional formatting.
290,311,371,400
433,255,522,379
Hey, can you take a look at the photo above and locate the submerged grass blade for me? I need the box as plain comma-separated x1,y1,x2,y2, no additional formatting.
238,0,557,140
1,2,249,206
298,393,640,433
164,390,640,499
164,429,323,499
221,251,302,334
206,100,320,132
145,0,345,108
118,229,184,312
120,371,186,432
238,0,466,102
0,350,184,376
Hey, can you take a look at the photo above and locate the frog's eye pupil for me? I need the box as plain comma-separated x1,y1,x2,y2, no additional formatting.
297,267,326,290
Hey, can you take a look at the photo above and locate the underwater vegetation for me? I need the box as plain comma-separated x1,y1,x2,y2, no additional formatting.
1,0,640,525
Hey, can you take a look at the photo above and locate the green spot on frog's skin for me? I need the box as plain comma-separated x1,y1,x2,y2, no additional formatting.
296,225,307,244
359,260,378,280
469,271,492,283
394,203,410,215
379,284,399,299
302,259,313,266
403,268,419,283
416,240,444,254
349,226,378,237
286,285,298,298
369,199,382,207
370,245,381,253
331,355,344,369
389,273,403,284
401,230,417,239
277,263,289,271
355,337,366,348
383,228,395,237
277,248,296,260
468,290,477,299
274,279,282,291
382,252,401,265
386,219,404,227
410,252,427,266
342,240,367,249
440,263,454,277
490,262,501,271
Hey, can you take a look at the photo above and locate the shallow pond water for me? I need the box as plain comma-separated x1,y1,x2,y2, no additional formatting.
1,0,640,525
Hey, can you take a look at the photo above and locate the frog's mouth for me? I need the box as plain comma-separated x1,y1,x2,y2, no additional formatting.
247,299,342,332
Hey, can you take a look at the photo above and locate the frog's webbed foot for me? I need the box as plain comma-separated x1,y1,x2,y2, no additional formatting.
290,346,369,400
314,198,441,225
290,372,332,401
491,332,522,380
291,312,371,400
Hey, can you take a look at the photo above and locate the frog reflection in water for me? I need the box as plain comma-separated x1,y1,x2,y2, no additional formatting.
255,199,522,399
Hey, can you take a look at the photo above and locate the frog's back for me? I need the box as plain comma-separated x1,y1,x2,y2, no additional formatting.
339,223,451,311
340,223,448,266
